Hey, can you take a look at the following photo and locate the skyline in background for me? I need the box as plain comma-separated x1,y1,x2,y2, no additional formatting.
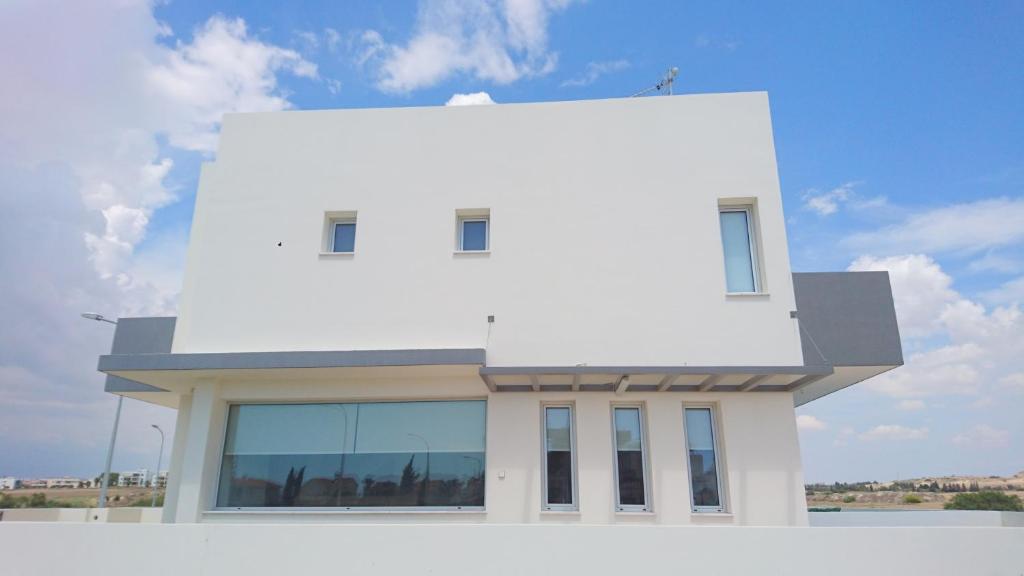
0,0,1021,483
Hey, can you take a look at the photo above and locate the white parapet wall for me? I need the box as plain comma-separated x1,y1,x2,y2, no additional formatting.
810,510,1024,527
0,524,1021,576
0,507,163,523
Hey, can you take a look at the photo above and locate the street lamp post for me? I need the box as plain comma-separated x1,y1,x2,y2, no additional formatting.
81,312,118,509
150,425,164,507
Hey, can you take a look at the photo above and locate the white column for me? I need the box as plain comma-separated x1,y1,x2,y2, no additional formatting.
161,394,192,523
173,381,224,523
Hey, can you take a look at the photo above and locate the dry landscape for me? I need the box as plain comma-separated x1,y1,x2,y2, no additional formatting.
806,471,1024,510
1,487,164,508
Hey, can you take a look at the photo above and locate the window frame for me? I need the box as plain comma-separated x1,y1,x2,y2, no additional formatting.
331,219,357,253
682,403,726,514
541,403,579,512
610,403,651,513
718,205,761,294
458,216,489,252
212,398,488,513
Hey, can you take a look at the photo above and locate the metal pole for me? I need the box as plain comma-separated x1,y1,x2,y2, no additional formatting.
98,395,122,508
150,425,164,507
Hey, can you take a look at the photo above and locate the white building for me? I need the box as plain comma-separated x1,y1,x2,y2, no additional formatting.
117,470,150,488
44,478,83,489
0,477,19,490
97,93,902,525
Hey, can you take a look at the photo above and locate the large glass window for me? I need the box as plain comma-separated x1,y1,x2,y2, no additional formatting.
543,405,576,510
719,208,758,293
217,400,486,509
612,406,649,511
685,406,724,512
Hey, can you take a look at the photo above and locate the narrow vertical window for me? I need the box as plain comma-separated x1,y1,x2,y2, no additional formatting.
543,405,576,510
685,406,724,512
719,208,758,293
612,406,649,511
332,220,357,253
459,218,488,251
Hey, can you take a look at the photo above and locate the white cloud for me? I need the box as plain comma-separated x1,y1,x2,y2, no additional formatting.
694,34,740,51
999,372,1024,393
844,197,1024,256
897,399,926,411
561,59,630,88
796,414,827,431
445,92,497,106
860,425,929,441
968,251,1022,275
952,425,1010,448
848,254,1024,401
848,254,958,338
149,16,318,154
0,0,315,476
802,181,885,216
359,0,577,93
833,426,855,447
982,276,1024,306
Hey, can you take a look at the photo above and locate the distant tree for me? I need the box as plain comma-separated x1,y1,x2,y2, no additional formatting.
945,492,1023,512
969,481,981,492
902,494,922,504
28,493,47,508
929,481,940,492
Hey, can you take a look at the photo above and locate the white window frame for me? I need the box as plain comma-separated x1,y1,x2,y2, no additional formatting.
683,403,726,513
541,403,578,512
331,219,357,253
458,216,489,252
611,404,651,513
718,206,761,294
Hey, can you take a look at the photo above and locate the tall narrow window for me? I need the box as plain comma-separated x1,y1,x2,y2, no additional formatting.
459,217,488,251
543,405,576,510
685,406,724,512
719,208,758,293
612,406,649,511
332,220,357,253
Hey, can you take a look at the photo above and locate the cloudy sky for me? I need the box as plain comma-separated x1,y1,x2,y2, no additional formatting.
0,0,1021,482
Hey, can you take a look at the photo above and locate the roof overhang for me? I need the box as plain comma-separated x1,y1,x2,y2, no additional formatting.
479,365,833,394
99,271,902,408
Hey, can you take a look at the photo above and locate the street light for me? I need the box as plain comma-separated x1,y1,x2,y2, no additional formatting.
81,312,118,508
150,425,164,507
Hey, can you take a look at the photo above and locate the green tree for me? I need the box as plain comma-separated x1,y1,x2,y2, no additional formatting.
945,491,1023,511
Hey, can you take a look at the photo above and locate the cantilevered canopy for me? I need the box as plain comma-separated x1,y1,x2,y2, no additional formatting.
479,365,832,393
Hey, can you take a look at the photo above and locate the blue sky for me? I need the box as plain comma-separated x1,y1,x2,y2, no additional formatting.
0,0,1021,482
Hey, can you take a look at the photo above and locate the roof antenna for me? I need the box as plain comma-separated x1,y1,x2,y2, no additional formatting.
630,67,679,97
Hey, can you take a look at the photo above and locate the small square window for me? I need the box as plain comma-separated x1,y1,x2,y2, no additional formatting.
322,211,357,254
459,217,489,251
332,221,356,253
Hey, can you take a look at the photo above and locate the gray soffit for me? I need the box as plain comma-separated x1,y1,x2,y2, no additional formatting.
105,374,166,393
792,271,904,367
99,348,488,373
479,365,833,393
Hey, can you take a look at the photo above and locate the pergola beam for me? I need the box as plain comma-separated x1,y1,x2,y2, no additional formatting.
698,374,723,392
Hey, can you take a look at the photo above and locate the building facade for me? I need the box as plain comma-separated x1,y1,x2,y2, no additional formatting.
0,478,19,490
117,470,150,488
97,93,902,525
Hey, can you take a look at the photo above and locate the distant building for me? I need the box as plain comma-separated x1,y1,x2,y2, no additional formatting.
0,477,20,490
19,479,47,489
44,478,83,489
154,471,168,489
117,469,150,487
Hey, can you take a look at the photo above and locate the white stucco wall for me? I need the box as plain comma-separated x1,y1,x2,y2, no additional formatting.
166,376,806,526
172,93,803,368
2,523,1021,576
